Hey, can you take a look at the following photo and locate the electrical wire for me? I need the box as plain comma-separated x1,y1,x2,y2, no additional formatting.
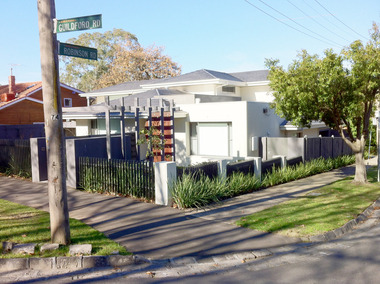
302,0,361,40
257,0,344,47
287,0,351,44
314,0,369,41
243,0,343,48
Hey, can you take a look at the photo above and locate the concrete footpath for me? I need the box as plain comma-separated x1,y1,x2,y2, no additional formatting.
0,158,378,278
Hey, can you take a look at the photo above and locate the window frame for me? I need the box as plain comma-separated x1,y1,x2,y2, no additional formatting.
63,98,72,107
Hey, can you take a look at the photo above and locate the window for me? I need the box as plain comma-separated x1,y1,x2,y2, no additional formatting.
63,98,72,107
91,120,98,135
190,122,232,156
222,86,235,93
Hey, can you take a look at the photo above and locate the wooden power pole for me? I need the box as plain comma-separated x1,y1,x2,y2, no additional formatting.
37,0,70,245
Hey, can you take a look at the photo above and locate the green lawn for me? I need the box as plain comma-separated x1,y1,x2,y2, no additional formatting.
236,167,380,237
0,199,131,258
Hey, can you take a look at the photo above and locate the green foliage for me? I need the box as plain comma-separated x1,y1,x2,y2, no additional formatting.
60,28,181,93
236,167,380,238
137,126,166,159
0,156,31,179
265,24,380,183
261,156,355,187
265,23,380,154
171,155,355,209
78,158,154,200
0,199,130,258
60,28,138,92
79,166,103,193
226,172,261,196
170,173,226,209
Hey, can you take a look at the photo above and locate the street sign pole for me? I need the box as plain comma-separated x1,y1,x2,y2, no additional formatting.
377,116,380,182
37,0,70,245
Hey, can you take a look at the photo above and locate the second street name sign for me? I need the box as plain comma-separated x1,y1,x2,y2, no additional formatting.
54,14,102,33
58,42,97,60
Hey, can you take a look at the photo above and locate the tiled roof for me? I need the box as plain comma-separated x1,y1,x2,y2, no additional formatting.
98,89,190,108
84,69,270,95
87,78,161,93
230,70,269,82
0,82,42,108
153,69,244,84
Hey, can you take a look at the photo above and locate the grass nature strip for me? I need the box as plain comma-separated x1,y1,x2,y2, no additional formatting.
0,199,131,258
236,167,380,237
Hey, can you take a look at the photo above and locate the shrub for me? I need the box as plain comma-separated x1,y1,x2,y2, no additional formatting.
171,155,355,209
170,173,225,209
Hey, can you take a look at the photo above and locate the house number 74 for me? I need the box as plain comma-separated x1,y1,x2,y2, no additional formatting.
51,114,59,121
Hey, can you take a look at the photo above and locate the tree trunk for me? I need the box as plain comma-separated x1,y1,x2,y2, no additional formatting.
353,138,367,184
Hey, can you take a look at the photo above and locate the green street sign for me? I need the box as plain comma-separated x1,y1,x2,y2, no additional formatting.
58,42,97,60
54,14,102,33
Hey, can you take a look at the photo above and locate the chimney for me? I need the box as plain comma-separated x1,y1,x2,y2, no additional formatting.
1,70,16,102
8,75,15,94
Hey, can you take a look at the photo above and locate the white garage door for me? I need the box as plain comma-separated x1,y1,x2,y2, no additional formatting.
198,123,229,156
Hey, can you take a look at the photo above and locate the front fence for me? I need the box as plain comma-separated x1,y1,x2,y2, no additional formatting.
78,157,155,200
261,157,282,175
226,160,254,177
177,162,218,180
0,139,31,177
287,156,303,167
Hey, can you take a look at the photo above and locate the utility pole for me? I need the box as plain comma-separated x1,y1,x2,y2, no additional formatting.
37,0,70,245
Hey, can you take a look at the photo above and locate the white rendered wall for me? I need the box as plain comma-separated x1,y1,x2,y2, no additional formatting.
178,101,248,158
171,84,215,95
175,101,286,165
174,118,188,165
75,120,91,136
246,102,284,157
302,128,320,137
240,85,273,102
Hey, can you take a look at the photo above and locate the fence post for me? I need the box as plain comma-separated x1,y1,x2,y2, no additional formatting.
273,155,287,168
252,157,262,182
216,159,228,179
155,161,176,206
304,135,308,162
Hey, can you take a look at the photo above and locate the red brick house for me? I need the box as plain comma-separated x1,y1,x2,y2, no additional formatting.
0,75,87,135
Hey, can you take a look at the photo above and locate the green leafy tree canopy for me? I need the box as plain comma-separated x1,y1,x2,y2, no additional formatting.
265,23,380,184
59,28,181,92
60,28,136,92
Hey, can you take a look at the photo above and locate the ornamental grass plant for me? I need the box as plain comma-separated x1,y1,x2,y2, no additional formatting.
171,155,356,209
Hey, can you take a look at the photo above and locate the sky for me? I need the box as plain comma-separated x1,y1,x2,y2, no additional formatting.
0,0,379,86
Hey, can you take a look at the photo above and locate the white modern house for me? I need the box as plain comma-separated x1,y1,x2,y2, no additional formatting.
62,69,328,166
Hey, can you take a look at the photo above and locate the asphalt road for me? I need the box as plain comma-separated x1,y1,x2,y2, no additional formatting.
2,210,380,283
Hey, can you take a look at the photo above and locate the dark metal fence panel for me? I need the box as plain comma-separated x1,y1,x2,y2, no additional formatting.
343,140,353,155
261,157,282,175
0,139,31,176
321,138,333,159
177,162,218,180
78,157,155,200
226,160,254,177
304,137,353,161
0,124,45,140
305,137,321,161
287,156,303,167
332,138,343,159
